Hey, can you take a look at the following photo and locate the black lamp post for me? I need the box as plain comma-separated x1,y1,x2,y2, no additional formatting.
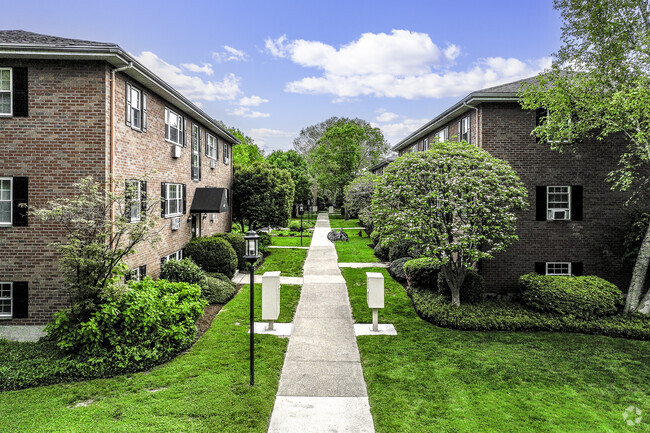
243,230,260,386
298,203,305,246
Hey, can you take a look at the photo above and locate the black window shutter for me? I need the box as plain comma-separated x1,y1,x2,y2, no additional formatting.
216,137,219,159
571,185,583,221
535,262,546,275
140,264,147,277
536,186,547,221
13,281,28,318
182,117,187,147
181,248,186,259
182,184,187,214
140,181,147,214
12,67,28,117
572,262,583,276
125,83,132,126
12,177,28,226
142,93,148,132
161,182,167,217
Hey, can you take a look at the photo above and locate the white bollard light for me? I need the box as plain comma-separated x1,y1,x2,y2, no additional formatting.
366,272,384,331
262,271,281,331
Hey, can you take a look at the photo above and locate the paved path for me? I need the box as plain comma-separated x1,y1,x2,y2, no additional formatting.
338,262,389,268
232,273,303,286
267,213,375,433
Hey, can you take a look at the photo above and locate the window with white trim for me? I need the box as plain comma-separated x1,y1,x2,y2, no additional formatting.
164,183,183,217
162,250,183,263
0,177,11,226
546,262,571,276
547,186,571,220
0,282,11,318
0,68,11,116
191,124,201,181
223,141,230,164
459,116,470,142
165,107,184,145
206,133,217,159
434,127,448,143
126,180,142,223
125,84,146,131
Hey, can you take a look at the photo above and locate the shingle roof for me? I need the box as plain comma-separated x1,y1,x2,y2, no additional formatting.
474,76,539,95
0,30,117,48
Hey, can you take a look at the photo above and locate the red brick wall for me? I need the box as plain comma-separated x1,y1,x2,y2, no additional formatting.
479,102,630,293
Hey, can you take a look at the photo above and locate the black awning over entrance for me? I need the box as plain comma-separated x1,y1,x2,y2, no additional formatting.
190,187,229,213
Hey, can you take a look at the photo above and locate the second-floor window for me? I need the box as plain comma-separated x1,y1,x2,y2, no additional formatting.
206,133,217,159
459,116,470,142
547,186,571,221
125,83,147,131
191,124,201,181
0,177,11,226
0,68,12,116
434,127,448,143
165,107,184,146
223,142,230,164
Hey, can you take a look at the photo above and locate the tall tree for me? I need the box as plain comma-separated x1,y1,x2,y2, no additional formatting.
519,0,650,313
227,126,264,166
265,150,312,207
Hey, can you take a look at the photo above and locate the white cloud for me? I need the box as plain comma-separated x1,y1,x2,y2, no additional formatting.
376,111,399,122
213,45,248,62
180,62,214,75
134,51,241,101
371,117,431,146
265,30,550,100
228,107,270,118
239,95,269,107
248,128,296,151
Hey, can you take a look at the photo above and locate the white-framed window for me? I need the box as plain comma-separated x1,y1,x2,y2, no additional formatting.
223,141,230,164
0,68,11,116
164,183,183,217
126,180,142,223
162,250,183,264
423,138,429,151
191,124,201,181
434,127,448,143
459,116,470,142
547,186,571,220
206,133,217,159
126,84,146,131
0,177,12,226
546,262,571,276
165,107,184,146
0,282,11,318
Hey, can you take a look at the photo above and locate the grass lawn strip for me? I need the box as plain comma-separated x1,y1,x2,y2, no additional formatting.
270,236,312,247
334,229,378,263
256,247,307,277
328,214,364,229
0,284,301,432
342,267,650,433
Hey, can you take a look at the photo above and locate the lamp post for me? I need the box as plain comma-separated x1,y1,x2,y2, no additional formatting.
243,230,260,386
298,203,305,246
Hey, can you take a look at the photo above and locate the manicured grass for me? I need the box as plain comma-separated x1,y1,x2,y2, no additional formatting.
270,236,312,247
288,217,315,228
0,283,301,432
328,214,364,228
334,229,378,263
341,267,650,432
257,248,307,277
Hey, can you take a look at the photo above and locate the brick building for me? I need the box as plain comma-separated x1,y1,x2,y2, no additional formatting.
391,77,630,294
0,31,238,326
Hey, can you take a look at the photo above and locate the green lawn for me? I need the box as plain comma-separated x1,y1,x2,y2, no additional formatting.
270,236,311,247
328,214,364,228
0,283,301,432
341,267,650,432
334,229,379,263
257,248,307,277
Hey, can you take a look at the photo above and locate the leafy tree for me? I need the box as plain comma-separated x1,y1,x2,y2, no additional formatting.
293,116,343,155
371,142,528,306
519,0,650,313
227,126,264,166
31,177,161,320
343,173,377,228
232,162,295,230
266,149,312,208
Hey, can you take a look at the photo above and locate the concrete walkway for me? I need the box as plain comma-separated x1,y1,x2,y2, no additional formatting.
267,213,375,433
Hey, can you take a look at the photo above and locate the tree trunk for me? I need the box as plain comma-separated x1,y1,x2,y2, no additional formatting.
442,264,466,307
624,222,650,313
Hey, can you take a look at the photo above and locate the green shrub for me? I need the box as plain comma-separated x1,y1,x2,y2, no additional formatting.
160,258,205,285
388,240,418,263
374,242,389,261
369,231,381,248
407,286,650,340
437,268,484,304
520,273,622,318
256,231,272,255
404,257,439,291
184,237,237,277
201,276,237,304
389,257,410,283
213,232,246,270
288,221,303,232
206,271,236,286
45,278,207,373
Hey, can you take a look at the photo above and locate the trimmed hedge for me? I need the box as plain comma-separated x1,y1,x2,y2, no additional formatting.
408,286,650,340
256,231,272,255
438,268,485,304
374,242,389,261
520,273,622,318
160,258,205,285
184,236,237,277
388,240,418,263
388,257,410,283
404,257,439,292
369,231,380,248
213,232,246,270
201,276,237,304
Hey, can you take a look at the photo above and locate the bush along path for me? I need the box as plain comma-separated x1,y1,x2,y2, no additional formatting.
267,212,375,433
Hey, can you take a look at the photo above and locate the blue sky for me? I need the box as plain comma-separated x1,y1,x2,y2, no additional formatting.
3,0,562,152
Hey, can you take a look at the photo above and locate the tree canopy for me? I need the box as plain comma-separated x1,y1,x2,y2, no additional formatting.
371,142,528,306
343,173,377,228
227,126,264,166
519,0,650,313
265,149,312,207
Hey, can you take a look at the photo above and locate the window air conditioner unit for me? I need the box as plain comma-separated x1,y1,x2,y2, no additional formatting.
172,145,182,159
210,213,216,222
210,159,216,169
549,210,569,221
171,216,181,230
